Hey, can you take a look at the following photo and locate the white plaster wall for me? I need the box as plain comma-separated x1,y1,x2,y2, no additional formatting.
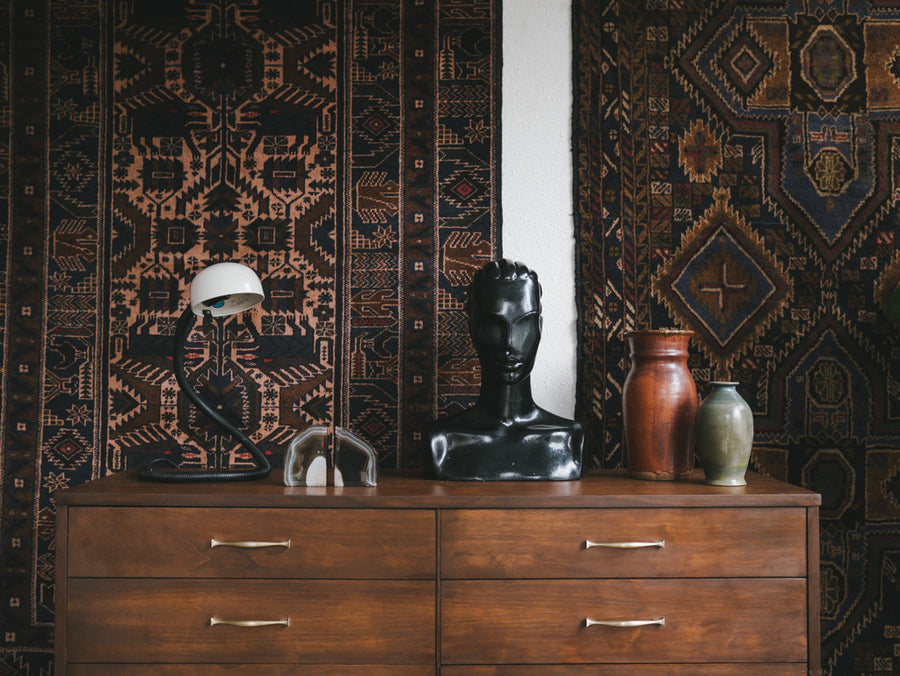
502,0,576,417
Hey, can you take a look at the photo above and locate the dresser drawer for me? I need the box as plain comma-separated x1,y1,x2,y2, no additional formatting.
67,507,435,578
67,579,435,664
441,508,806,578
441,578,807,664
441,666,806,675
70,666,435,675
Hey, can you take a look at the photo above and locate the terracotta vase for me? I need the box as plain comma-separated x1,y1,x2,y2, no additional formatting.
622,329,697,480
695,381,754,486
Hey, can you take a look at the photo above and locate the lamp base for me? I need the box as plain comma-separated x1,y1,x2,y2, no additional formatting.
139,457,271,483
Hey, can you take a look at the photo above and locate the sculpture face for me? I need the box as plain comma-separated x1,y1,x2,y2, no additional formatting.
470,276,541,385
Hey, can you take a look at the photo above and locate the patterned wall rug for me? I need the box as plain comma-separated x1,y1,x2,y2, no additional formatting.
573,1,900,673
0,0,500,670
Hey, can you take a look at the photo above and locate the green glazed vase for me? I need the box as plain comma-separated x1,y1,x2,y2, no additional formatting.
695,381,754,486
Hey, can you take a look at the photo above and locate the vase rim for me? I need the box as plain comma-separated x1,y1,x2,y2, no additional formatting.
625,329,693,336
708,381,739,386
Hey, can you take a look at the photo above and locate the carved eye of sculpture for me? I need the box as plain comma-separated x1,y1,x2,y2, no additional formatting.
475,312,538,352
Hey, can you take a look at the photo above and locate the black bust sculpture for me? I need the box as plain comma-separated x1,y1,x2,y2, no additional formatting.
427,259,583,481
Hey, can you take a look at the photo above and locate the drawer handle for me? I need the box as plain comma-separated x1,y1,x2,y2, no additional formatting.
210,539,291,549
584,539,665,549
585,617,666,628
210,617,291,628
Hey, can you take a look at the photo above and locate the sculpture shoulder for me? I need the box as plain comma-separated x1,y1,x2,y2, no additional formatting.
426,406,584,482
529,407,584,432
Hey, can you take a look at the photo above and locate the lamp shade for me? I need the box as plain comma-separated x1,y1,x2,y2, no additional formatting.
189,262,264,317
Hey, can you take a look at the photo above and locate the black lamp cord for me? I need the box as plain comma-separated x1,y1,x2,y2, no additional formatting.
138,306,271,482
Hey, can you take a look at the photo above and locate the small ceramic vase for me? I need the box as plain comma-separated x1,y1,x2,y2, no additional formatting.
695,381,753,486
622,329,697,480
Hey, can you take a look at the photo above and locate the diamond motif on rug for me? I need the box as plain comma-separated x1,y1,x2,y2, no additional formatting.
672,228,775,345
721,29,774,103
44,429,91,470
654,188,791,373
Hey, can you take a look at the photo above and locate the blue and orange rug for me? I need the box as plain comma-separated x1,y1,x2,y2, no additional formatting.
573,2,900,673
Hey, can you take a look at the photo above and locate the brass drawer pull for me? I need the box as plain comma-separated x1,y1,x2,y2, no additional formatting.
210,539,291,549
584,539,665,549
585,617,666,628
210,617,291,628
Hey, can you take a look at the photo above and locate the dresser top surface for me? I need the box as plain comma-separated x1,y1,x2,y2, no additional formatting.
56,469,820,509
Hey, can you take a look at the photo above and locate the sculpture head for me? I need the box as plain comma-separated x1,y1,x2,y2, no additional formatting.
467,259,542,385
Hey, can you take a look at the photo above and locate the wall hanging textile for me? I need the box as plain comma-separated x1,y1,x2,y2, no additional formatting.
0,0,500,670
573,2,900,673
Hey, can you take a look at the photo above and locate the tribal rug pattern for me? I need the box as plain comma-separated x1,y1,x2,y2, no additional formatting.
574,1,900,673
0,1,499,671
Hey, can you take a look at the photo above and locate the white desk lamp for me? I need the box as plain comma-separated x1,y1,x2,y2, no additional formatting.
139,262,271,482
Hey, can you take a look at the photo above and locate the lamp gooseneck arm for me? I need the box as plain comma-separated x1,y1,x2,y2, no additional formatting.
138,306,271,482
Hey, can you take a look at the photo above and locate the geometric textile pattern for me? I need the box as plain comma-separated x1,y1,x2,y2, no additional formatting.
0,1,500,670
574,2,900,673
109,2,340,474
339,2,499,466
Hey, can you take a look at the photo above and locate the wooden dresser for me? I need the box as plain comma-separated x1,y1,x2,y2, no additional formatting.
55,470,820,675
